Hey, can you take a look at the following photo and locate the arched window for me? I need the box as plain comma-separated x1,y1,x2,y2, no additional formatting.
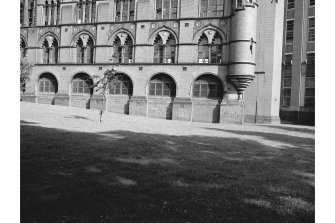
42,36,58,64
113,35,133,63
193,74,223,99
45,0,61,25
39,73,58,93
76,35,94,64
20,2,24,26
149,74,176,97
28,1,35,26
115,0,135,22
153,33,176,63
72,73,93,94
21,38,27,58
155,0,178,19
109,74,133,95
198,32,223,63
200,0,224,17
77,0,97,23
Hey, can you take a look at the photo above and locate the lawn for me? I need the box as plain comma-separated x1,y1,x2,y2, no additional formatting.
20,102,315,223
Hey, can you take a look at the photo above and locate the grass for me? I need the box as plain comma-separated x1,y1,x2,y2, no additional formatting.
20,103,315,223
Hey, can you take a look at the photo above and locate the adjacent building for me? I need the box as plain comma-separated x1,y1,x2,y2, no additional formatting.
279,0,315,125
20,0,285,124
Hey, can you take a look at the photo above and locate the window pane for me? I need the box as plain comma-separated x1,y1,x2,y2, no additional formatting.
149,83,155,95
155,83,163,95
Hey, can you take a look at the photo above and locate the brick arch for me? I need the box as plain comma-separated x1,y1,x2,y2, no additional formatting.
38,72,59,93
148,27,178,45
189,72,227,98
193,25,227,44
38,32,59,47
71,31,96,47
20,35,27,47
146,72,178,97
108,28,135,45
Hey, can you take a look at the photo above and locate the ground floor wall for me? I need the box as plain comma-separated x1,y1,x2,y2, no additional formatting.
21,64,260,124
279,107,315,126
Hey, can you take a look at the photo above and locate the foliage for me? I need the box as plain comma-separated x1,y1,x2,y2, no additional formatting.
20,57,34,84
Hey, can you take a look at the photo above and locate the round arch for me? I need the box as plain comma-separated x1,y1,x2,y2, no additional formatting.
147,72,177,98
107,29,135,45
38,72,58,94
109,72,134,96
193,25,227,44
190,73,225,99
71,72,94,95
148,27,178,45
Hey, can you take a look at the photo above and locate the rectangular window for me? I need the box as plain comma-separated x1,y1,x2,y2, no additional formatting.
156,0,179,19
201,0,224,17
308,17,315,42
282,54,293,107
287,0,295,9
286,20,294,43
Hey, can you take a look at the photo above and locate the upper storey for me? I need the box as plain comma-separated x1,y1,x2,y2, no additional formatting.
20,0,259,27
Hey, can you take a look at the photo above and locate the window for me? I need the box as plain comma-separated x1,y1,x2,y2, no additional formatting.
193,75,223,99
308,17,315,42
149,74,176,97
198,32,223,63
39,73,58,93
304,53,315,107
153,33,176,63
282,54,293,107
72,74,93,94
200,0,224,17
286,20,294,43
28,1,35,26
287,0,295,9
115,0,135,22
42,37,58,64
76,35,94,64
20,38,27,58
113,35,133,63
309,0,315,6
77,0,97,23
155,0,178,19
110,74,133,95
44,0,61,25
20,3,24,26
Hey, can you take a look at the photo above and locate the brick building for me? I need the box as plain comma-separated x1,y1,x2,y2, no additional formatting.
279,0,315,125
20,0,284,124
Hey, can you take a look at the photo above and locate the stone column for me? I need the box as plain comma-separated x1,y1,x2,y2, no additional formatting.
82,1,86,23
87,1,92,23
48,4,52,25
24,0,29,26
53,4,58,25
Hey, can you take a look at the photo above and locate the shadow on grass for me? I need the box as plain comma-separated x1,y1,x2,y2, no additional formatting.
21,121,315,223
64,115,95,121
254,125,315,135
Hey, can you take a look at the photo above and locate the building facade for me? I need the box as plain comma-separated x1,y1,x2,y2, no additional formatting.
20,0,284,124
279,0,315,125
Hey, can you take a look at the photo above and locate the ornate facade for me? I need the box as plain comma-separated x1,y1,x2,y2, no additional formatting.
20,0,285,124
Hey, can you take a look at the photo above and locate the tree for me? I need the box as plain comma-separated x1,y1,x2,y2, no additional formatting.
20,57,34,93
90,54,121,122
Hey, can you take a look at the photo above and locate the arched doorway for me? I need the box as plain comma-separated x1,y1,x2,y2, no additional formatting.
148,73,176,120
107,73,133,114
192,74,224,123
37,73,58,105
71,73,93,109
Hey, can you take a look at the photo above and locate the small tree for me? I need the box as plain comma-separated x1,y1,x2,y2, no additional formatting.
20,57,34,93
90,54,121,122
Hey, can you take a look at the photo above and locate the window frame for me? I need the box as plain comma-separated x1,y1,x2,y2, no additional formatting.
304,52,315,107
287,0,295,10
149,75,176,97
153,34,177,64
115,0,135,22
308,17,315,42
193,77,223,99
285,19,294,44
281,53,293,107
199,0,224,18
72,76,93,95
76,36,94,64
198,32,223,64
155,0,179,20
